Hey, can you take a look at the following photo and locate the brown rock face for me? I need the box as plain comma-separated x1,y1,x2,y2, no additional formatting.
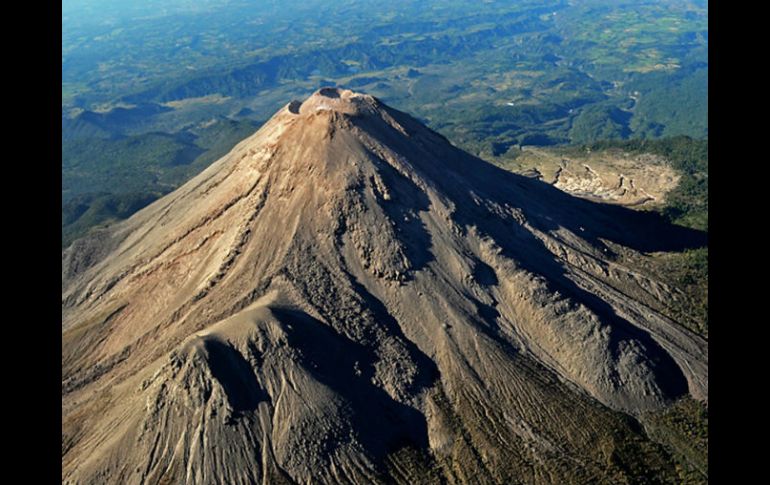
62,88,707,484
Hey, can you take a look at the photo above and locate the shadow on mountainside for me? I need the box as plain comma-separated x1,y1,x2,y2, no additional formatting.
204,339,269,413
272,307,434,463
357,105,703,401
458,199,692,401
367,148,435,278
375,102,708,255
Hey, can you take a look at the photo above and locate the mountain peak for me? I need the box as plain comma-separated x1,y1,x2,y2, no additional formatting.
62,89,707,484
285,87,379,117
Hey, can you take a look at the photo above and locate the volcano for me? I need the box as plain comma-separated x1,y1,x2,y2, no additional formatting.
62,87,707,484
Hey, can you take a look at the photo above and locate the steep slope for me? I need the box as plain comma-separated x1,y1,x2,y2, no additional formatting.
62,87,707,484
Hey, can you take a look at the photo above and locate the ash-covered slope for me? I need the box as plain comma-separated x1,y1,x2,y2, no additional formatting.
62,87,707,484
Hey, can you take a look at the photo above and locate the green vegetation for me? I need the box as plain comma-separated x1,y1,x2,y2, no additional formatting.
62,117,260,246
643,397,708,484
578,136,708,231
62,192,161,248
653,247,708,337
628,68,708,139
568,103,631,144
62,132,202,198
